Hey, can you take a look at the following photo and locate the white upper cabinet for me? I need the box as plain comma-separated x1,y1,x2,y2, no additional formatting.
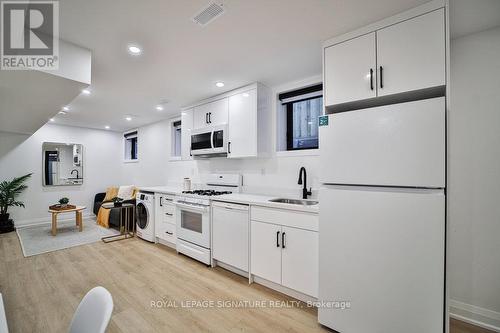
323,8,446,107
324,32,377,106
376,8,445,96
228,89,258,158
181,108,193,160
184,83,271,159
193,98,228,129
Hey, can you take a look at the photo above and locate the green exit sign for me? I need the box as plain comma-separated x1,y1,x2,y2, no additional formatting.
319,115,329,127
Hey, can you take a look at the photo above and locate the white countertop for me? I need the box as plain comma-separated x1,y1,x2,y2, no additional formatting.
138,186,319,213
213,193,319,214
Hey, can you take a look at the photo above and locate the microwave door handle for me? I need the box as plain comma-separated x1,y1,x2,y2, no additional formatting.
211,131,215,149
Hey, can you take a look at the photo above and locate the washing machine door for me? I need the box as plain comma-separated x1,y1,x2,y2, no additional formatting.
136,202,148,230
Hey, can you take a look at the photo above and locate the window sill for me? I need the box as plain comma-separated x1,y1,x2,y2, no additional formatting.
276,149,319,158
123,159,139,164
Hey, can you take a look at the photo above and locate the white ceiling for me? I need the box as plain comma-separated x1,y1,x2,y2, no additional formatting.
51,0,433,132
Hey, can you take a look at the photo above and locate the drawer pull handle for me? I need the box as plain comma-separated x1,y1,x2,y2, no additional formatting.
166,231,173,235
165,213,173,216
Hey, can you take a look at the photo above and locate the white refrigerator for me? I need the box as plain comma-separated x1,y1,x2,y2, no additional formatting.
318,97,446,333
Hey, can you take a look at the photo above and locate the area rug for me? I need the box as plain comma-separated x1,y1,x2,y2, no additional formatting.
16,218,120,257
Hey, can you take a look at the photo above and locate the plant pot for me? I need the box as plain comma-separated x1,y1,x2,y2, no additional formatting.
0,218,14,234
0,213,10,223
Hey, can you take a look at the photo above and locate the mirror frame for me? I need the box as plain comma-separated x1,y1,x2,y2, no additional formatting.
42,142,84,187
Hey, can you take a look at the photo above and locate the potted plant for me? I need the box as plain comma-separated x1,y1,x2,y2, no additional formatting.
59,197,70,208
0,173,32,233
112,197,124,207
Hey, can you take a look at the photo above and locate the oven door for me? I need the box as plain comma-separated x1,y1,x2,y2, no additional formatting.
176,202,210,248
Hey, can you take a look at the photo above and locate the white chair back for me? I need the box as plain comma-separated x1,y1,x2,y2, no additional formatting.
69,286,113,333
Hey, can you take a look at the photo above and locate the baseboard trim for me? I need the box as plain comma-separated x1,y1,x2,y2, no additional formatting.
15,213,94,229
449,299,500,332
252,276,317,304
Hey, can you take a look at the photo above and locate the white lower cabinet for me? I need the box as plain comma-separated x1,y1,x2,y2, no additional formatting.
281,226,318,298
250,206,319,297
212,201,249,271
154,194,176,245
250,220,282,284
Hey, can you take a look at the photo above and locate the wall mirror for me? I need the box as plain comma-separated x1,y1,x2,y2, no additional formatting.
42,142,84,186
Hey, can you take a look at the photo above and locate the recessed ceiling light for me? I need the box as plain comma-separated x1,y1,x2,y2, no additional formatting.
105,125,110,130
49,118,55,122
156,105,164,111
81,89,91,95
127,44,142,55
62,106,69,111
215,81,225,88
58,111,67,115
125,116,132,121
242,93,249,97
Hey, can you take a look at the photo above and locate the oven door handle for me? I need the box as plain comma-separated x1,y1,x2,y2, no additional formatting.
176,201,208,212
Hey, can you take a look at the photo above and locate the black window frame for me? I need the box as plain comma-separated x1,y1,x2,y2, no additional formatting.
124,130,138,161
280,84,323,151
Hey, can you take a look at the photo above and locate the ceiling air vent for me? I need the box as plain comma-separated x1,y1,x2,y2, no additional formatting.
192,3,225,26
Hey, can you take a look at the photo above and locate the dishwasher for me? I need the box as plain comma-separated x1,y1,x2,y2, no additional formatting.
212,201,249,272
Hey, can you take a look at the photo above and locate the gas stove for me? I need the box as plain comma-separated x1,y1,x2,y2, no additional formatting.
175,173,241,266
182,190,233,196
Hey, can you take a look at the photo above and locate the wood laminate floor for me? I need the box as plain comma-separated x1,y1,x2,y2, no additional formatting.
0,231,494,333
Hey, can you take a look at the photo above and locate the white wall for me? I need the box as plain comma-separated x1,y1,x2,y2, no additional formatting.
122,76,322,198
0,124,124,226
448,26,500,329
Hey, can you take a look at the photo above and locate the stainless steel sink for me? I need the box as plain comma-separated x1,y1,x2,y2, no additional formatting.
269,198,319,206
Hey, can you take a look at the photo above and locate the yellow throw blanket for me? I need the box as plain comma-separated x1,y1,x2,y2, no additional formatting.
96,187,138,228
96,187,118,228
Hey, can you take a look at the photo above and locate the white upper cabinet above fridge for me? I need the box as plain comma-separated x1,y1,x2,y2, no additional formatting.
193,98,228,129
324,32,377,106
323,8,446,108
376,8,445,96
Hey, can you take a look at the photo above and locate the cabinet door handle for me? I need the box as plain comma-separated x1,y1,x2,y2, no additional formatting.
369,68,374,91
282,232,286,249
379,66,384,89
276,231,280,247
208,112,212,123
228,142,231,154
159,197,163,207
205,113,209,124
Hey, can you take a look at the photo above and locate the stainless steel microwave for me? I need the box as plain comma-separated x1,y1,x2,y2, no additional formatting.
190,124,228,157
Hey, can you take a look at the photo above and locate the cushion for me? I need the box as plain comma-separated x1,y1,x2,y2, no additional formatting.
103,187,119,202
117,185,135,200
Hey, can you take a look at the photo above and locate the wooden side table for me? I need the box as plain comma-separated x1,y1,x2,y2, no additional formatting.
48,206,86,236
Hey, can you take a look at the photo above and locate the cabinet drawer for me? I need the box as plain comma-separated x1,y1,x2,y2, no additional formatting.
251,206,318,232
163,204,175,222
157,222,176,243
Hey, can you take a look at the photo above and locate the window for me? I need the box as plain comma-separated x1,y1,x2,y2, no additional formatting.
171,119,182,158
124,130,138,161
278,84,323,151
